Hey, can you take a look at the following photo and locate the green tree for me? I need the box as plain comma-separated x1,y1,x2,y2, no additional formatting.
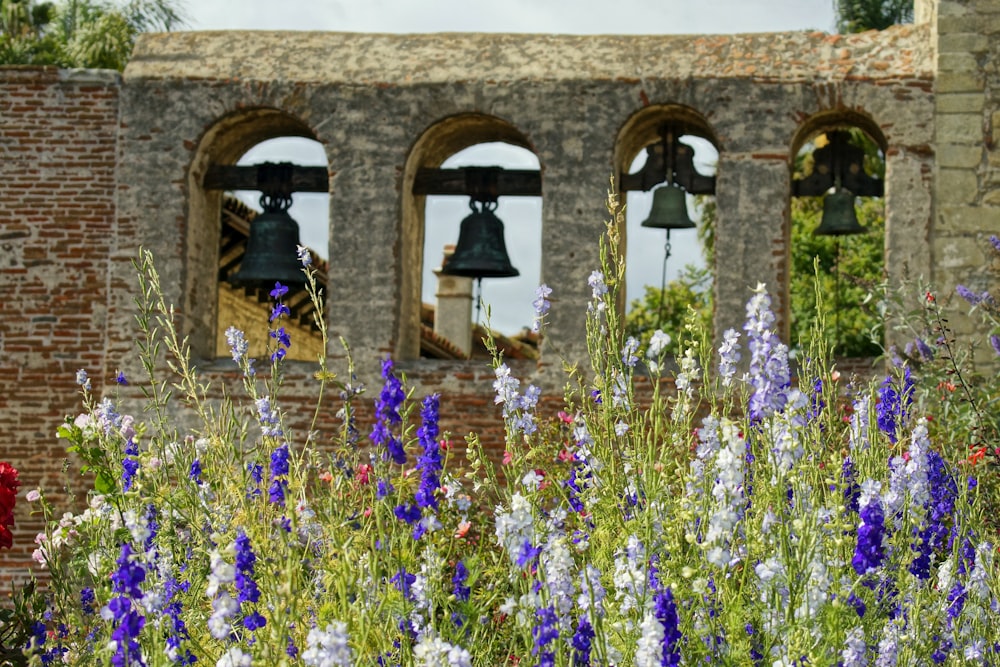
0,0,184,69
836,0,913,32
625,263,713,357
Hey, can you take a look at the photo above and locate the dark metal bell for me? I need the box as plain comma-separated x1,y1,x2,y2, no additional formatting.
230,209,306,287
441,204,519,279
815,188,866,236
640,183,696,230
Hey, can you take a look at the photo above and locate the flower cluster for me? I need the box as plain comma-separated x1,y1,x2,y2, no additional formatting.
0,461,19,549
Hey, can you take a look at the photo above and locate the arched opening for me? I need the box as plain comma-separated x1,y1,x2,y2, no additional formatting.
790,113,887,359
400,114,541,361
614,105,718,355
186,109,330,363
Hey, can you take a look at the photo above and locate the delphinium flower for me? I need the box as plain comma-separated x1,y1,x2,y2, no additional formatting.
991,334,1000,357
493,363,542,437
541,534,577,624
189,459,203,485
26,619,66,665
905,336,934,362
246,462,263,499
852,481,887,575
104,543,148,667
717,328,741,387
849,396,870,451
701,418,745,568
268,282,292,362
412,633,473,667
256,396,282,438
452,560,470,602
842,456,861,514
224,326,254,376
495,493,535,566
414,394,442,512
743,283,792,420
613,535,647,616
371,358,406,465
268,442,290,506
875,368,913,444
76,367,92,391
296,244,312,266
622,336,640,368
571,617,595,666
588,270,608,312
532,284,552,333
874,619,900,667
162,577,195,665
217,646,252,667
207,544,237,640
302,621,354,666
234,530,266,631
672,347,699,419
532,605,559,667
841,627,868,667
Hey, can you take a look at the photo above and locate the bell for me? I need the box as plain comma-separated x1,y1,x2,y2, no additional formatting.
815,188,866,236
640,183,696,230
441,203,519,279
230,208,306,287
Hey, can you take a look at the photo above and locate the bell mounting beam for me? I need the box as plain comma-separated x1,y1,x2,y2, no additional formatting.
620,124,716,195
413,166,541,197
793,130,883,198
203,162,330,193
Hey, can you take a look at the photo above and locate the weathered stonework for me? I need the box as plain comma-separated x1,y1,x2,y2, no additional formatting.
2,0,999,585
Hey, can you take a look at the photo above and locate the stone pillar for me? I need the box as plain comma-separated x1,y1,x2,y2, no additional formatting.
713,153,791,346
433,245,474,357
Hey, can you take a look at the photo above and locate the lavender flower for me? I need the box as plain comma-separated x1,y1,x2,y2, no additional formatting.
370,358,406,465
956,284,980,305
841,627,867,667
990,334,1000,357
256,396,282,438
717,328,741,386
76,368,91,390
532,284,552,333
744,284,792,420
990,234,1000,253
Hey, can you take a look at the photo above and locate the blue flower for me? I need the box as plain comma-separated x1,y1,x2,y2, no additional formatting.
532,284,552,333
189,459,202,484
269,282,289,299
571,617,594,666
532,606,558,662
653,586,683,667
370,358,406,465
122,439,140,492
390,568,416,601
452,561,470,601
414,395,441,510
852,486,887,576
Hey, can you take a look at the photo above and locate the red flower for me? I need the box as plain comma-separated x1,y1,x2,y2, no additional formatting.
0,461,20,550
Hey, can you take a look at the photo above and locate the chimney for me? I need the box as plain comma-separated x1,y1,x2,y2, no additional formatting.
433,244,474,357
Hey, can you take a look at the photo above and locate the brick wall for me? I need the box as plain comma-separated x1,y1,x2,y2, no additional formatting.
0,67,120,585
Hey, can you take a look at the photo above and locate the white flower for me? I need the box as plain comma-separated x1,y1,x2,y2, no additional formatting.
216,646,252,667
413,633,472,667
840,627,867,667
302,621,353,667
648,329,672,357
25,489,41,502
634,611,665,667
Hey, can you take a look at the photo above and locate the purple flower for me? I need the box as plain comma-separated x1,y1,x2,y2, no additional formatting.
532,606,559,664
990,235,1000,253
852,485,887,575
122,439,140,492
390,568,416,601
80,588,95,615
370,358,406,465
743,284,791,420
270,302,291,322
270,327,292,362
571,617,595,666
189,459,202,484
990,334,1000,357
532,284,552,333
108,544,147,667
269,282,289,299
234,530,262,607
956,284,980,305
452,561,470,601
653,586,682,667
875,368,913,443
269,443,290,506
111,544,145,598
393,503,421,525
116,371,128,385
414,395,442,510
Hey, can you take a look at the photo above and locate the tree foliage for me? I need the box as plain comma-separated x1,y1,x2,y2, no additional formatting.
0,0,184,70
836,0,913,33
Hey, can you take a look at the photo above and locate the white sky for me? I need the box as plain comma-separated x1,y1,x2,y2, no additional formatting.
193,1,839,335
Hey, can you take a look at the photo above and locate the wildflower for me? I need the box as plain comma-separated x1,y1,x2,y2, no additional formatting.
105,544,147,667
875,369,913,444
622,337,640,368
217,646,252,667
571,617,595,666
234,530,263,611
224,326,252,372
648,329,672,357
990,334,1000,357
413,633,472,667
270,326,291,362
256,396,282,438
532,284,552,333
76,368,91,390
841,627,867,667
956,284,980,305
302,621,353,666
371,358,406,465
743,284,792,420
390,568,417,601
588,270,607,299
208,591,238,640
116,370,128,385
532,606,558,666
990,234,1000,253
414,394,442,511
296,245,312,267
717,328,741,386
452,561,470,601
852,481,887,575
189,459,202,484
0,462,20,550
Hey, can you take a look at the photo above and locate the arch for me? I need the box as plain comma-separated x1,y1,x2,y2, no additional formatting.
185,108,326,360
613,104,719,350
788,110,887,358
398,113,538,360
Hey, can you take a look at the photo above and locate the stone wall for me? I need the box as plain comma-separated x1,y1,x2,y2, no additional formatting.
932,0,1000,366
2,1,1000,587
0,67,121,583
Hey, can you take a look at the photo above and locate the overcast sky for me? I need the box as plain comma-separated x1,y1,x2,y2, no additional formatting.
187,1,839,335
